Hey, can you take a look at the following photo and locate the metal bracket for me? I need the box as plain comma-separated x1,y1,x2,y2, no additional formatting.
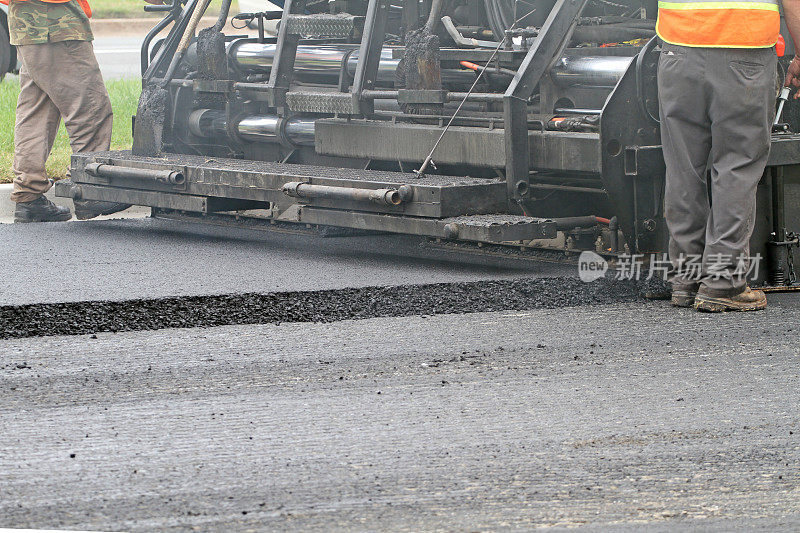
397,89,448,105
263,0,308,108
193,79,235,93
503,0,589,203
350,0,390,115
624,145,665,177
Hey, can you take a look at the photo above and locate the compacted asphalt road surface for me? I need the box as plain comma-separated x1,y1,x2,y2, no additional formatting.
1,217,798,531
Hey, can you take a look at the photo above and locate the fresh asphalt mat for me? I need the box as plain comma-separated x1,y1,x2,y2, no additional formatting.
0,217,658,338
2,218,799,531
0,217,571,306
1,301,799,530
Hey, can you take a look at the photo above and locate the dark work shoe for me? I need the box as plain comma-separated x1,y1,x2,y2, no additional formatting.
671,286,698,308
694,286,767,313
14,196,72,223
73,199,132,220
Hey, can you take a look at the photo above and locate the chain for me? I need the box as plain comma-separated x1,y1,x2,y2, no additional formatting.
787,231,798,284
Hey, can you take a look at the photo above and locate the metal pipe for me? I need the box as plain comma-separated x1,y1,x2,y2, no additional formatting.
361,89,504,102
441,15,499,48
233,42,631,88
239,115,316,145
552,215,604,230
554,107,601,115
609,216,619,252
530,183,607,195
550,55,632,87
188,109,316,146
282,182,408,206
85,162,186,185
141,10,178,77
283,118,317,146
232,42,400,82
570,25,655,43
361,90,399,99
142,0,201,83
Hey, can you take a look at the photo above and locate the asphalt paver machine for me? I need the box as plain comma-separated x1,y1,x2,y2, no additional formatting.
55,0,800,287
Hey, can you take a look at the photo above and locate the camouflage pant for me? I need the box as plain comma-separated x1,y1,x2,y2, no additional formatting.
11,40,112,203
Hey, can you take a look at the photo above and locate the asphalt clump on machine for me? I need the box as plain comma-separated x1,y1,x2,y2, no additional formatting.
131,84,169,156
0,277,645,339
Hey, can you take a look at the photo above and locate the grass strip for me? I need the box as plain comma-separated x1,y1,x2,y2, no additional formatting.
0,77,141,183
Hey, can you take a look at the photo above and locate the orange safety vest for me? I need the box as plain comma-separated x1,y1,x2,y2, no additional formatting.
0,0,92,18
656,0,779,48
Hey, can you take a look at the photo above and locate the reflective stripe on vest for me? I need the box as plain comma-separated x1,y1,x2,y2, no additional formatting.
656,0,779,48
0,0,92,18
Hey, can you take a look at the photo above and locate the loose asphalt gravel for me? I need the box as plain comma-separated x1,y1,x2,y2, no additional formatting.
0,277,644,339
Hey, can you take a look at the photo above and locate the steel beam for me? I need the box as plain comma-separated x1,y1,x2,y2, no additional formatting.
503,0,589,202
61,151,510,218
351,0,390,115
315,119,602,172
264,0,308,108
294,207,558,242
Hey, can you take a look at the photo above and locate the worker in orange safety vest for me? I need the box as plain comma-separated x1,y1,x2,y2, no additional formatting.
655,0,800,311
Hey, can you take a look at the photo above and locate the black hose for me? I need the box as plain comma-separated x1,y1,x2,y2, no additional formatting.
571,25,655,43
424,0,445,33
483,0,512,43
143,0,202,83
213,0,234,32
612,20,656,30
582,16,656,29
636,36,660,124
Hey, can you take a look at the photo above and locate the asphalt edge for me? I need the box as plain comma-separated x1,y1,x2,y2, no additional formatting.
0,277,645,339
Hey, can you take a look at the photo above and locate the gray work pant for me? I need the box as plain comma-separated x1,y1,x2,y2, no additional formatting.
12,40,113,203
658,43,776,297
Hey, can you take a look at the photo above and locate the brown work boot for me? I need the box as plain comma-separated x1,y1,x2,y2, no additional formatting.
694,286,767,313
671,285,698,308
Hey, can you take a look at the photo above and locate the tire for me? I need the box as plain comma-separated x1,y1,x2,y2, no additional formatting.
0,24,11,81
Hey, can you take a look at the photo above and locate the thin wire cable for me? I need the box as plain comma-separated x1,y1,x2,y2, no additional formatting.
414,6,537,176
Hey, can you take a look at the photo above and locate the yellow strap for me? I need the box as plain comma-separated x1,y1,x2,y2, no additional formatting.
658,1,779,10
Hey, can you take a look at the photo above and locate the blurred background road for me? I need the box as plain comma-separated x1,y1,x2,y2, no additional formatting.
94,36,144,79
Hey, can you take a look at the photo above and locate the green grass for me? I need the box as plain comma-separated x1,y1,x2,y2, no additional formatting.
90,0,238,18
0,77,141,183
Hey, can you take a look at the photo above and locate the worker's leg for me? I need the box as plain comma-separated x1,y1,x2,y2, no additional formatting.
658,44,712,290
704,47,776,297
18,40,129,219
18,40,113,156
10,48,64,203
